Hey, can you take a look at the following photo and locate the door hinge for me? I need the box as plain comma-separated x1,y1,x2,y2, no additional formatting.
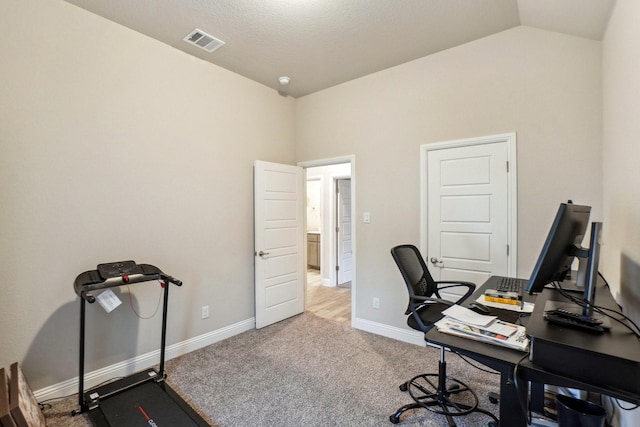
507,244,510,256
506,161,510,173
336,226,339,233
336,265,340,271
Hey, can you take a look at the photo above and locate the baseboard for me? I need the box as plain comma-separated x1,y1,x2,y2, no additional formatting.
352,317,424,346
33,317,255,401
37,317,425,401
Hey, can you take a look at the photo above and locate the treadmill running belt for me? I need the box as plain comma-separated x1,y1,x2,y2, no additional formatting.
99,382,201,426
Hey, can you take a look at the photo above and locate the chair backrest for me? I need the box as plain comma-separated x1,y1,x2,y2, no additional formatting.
390,244,438,298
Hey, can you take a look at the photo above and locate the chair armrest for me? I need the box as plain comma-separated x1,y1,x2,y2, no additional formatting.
405,295,455,314
405,295,455,330
435,280,476,289
433,281,476,303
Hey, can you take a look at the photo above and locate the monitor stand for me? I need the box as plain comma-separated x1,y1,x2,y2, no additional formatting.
544,278,583,293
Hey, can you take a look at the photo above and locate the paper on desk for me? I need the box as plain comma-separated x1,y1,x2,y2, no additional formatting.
475,296,534,313
441,304,497,327
435,317,529,351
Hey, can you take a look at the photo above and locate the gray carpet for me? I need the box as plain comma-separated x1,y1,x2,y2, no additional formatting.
43,313,500,426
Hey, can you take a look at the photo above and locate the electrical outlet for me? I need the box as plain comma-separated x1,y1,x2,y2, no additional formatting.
373,297,380,309
201,305,209,319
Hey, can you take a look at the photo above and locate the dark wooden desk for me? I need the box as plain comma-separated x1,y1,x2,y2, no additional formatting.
424,281,534,426
424,277,640,426
525,281,640,408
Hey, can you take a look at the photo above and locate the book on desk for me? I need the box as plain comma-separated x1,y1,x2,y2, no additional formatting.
436,305,530,351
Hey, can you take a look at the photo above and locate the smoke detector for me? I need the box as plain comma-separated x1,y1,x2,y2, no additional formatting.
183,29,225,53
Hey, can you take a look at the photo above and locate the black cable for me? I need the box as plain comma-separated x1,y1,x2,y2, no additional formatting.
551,280,640,338
615,397,640,411
550,273,640,333
515,312,531,326
513,352,532,426
452,350,500,375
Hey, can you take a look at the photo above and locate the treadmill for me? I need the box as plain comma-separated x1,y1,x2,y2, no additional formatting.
72,261,210,426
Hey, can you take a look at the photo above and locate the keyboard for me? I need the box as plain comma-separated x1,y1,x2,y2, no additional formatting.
482,276,526,305
496,277,523,293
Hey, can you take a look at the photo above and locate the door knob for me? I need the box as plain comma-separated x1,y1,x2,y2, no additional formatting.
258,250,270,257
430,257,444,267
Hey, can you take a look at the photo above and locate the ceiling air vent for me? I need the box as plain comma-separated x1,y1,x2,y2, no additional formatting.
183,29,225,53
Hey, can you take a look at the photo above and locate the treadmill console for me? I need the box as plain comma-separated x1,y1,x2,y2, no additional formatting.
97,261,141,279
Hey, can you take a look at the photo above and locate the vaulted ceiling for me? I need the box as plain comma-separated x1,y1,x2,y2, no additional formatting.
64,0,615,98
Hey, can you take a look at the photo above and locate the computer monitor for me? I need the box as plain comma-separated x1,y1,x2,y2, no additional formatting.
526,202,591,294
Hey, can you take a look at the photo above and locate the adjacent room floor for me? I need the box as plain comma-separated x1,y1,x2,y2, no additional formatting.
305,269,350,323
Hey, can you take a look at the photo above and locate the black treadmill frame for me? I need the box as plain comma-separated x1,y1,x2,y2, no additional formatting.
72,262,210,426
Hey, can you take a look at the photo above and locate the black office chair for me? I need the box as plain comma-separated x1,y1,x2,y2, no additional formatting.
389,244,497,426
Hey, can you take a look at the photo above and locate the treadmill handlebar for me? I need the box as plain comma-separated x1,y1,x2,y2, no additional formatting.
74,262,182,302
160,274,182,287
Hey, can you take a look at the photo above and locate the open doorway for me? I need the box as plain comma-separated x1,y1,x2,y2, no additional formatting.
305,162,352,323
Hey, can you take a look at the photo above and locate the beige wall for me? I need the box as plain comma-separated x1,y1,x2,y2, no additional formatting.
603,1,640,424
296,26,603,328
0,0,623,403
0,0,295,390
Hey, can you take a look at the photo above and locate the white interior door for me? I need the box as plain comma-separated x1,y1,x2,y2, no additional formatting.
254,160,304,329
423,134,517,298
336,178,352,284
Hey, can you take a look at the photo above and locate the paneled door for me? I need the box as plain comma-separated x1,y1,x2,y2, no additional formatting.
336,178,352,285
423,134,517,298
254,161,304,329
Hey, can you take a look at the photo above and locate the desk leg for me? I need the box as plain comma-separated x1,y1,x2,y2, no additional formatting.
530,382,545,415
498,366,528,427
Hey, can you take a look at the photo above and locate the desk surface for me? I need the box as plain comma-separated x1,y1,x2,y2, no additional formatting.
424,276,640,426
425,278,535,426
425,278,533,367
527,284,640,363
526,281,640,401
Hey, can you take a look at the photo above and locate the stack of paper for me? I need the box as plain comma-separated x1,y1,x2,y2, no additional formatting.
435,305,529,351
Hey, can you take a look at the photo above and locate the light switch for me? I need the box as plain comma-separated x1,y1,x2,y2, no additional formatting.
363,212,371,223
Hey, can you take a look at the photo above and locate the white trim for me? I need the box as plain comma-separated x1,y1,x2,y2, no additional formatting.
420,132,518,277
352,317,425,347
34,318,255,401
299,155,353,169
299,155,357,327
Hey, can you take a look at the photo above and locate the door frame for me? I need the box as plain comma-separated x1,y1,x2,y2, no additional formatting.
299,155,356,325
420,133,518,277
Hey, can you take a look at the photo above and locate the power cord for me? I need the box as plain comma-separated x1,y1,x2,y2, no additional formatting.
550,276,640,338
513,352,532,426
126,280,164,319
452,350,500,375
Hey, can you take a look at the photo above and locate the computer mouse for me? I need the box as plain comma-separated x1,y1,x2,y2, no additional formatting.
468,302,491,315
